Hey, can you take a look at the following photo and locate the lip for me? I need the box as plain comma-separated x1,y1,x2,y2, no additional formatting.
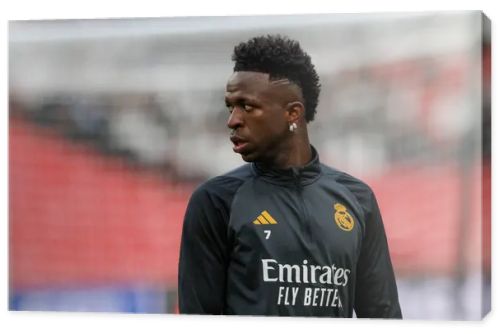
230,135,249,153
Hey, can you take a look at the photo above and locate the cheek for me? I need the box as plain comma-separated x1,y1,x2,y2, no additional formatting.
254,120,288,146
254,118,284,136
269,114,289,135
257,108,288,132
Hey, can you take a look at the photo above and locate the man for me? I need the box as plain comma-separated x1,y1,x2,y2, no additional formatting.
178,35,402,318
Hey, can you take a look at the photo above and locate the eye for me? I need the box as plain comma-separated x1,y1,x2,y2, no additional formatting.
226,104,234,113
243,104,254,112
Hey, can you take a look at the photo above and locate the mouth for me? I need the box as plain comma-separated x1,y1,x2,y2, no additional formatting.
230,135,250,154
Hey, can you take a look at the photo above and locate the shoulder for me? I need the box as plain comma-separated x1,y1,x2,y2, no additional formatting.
320,163,375,209
189,164,253,207
196,164,253,194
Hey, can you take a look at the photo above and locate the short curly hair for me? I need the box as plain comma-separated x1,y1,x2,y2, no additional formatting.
232,34,321,122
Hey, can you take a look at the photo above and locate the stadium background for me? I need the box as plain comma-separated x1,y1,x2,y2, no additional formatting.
8,12,490,319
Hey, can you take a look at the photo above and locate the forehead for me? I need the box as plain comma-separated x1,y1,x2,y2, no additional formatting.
225,71,271,96
225,71,295,102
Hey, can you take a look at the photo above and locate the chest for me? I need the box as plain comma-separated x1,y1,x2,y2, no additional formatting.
228,181,364,266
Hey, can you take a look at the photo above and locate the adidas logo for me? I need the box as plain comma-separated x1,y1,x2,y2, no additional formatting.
253,210,278,225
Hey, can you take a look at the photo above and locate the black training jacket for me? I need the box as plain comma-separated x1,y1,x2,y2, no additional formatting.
178,147,402,318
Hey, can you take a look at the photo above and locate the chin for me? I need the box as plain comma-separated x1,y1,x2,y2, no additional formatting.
240,154,255,162
239,151,259,163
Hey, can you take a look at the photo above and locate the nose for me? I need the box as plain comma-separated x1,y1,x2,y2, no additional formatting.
227,106,244,130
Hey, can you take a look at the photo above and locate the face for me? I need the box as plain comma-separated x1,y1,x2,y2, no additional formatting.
225,71,293,163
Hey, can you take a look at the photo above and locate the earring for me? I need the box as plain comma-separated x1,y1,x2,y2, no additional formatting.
289,122,298,132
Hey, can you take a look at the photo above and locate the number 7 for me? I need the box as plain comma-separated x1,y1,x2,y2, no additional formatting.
264,230,271,239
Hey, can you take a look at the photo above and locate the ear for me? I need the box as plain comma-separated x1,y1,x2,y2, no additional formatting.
286,101,305,123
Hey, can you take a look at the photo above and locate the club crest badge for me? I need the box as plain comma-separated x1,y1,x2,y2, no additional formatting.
334,203,354,232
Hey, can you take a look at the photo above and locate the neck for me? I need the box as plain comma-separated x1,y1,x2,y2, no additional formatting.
266,133,312,170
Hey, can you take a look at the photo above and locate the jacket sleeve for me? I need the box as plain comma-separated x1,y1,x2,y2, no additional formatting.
178,182,231,314
354,190,402,318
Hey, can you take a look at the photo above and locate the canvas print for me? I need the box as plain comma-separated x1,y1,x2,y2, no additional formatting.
9,11,491,320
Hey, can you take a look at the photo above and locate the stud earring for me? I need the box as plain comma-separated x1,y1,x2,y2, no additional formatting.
289,122,298,132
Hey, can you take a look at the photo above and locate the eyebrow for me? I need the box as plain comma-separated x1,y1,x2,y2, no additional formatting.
225,96,259,106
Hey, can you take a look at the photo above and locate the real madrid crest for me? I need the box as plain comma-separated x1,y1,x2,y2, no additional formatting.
334,203,354,231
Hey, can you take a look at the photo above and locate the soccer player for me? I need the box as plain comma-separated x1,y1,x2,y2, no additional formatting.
178,35,402,318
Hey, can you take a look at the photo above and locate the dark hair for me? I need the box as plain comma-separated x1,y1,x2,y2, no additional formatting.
232,34,321,122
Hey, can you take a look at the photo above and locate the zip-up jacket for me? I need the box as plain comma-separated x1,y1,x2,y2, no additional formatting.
178,147,402,318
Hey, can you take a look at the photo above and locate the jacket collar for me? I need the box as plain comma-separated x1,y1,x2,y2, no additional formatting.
252,145,322,186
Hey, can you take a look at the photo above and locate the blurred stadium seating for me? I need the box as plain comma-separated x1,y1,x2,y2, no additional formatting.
10,118,190,313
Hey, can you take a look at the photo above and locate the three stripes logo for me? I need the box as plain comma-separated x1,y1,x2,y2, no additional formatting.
253,210,278,225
